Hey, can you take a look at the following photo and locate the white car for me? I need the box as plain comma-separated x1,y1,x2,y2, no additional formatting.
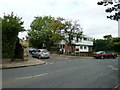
32,49,50,59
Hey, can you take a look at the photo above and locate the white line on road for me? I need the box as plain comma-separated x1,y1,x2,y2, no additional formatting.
112,67,119,71
16,73,48,80
33,73,48,78
65,58,69,59
17,76,33,80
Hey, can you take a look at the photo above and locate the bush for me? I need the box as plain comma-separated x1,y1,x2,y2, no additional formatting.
48,46,60,52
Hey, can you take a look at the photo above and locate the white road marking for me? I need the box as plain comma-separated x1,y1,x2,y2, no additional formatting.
112,67,119,71
65,58,69,59
17,76,33,80
33,73,48,77
16,73,48,80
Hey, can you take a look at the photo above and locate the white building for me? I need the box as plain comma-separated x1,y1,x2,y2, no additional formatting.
54,35,93,56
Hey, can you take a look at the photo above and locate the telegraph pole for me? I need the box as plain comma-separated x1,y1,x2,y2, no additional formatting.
118,0,120,37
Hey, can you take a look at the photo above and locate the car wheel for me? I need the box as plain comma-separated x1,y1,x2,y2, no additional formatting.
38,55,41,59
101,56,104,59
47,57,50,59
113,56,116,59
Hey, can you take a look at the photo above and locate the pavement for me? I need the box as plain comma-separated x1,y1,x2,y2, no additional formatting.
1,57,46,69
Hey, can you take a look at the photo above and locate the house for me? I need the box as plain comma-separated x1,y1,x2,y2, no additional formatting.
54,35,93,56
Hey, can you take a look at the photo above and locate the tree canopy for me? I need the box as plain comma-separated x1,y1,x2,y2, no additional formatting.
97,0,120,21
93,35,120,54
28,16,65,48
63,20,83,45
2,12,25,58
28,16,83,50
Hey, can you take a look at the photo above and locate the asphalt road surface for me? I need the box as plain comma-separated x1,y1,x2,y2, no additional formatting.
2,54,119,88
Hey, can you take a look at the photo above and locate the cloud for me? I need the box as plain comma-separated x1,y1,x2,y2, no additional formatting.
0,0,118,39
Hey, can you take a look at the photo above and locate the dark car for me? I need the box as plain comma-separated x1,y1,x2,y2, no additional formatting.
93,51,117,59
29,48,37,55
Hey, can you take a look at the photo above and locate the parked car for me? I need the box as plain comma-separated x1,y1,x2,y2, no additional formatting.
32,49,50,59
29,48,37,55
93,51,117,59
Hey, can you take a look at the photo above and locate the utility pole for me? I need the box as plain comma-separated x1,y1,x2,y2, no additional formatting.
118,0,120,37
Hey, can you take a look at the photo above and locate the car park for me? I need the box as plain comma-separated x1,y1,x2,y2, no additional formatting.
93,51,117,59
32,49,50,59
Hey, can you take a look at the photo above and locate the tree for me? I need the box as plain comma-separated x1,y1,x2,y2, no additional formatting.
28,16,64,48
97,0,120,21
28,15,83,53
93,39,109,51
62,19,83,52
103,34,112,39
2,12,25,58
112,37,120,53
93,36,120,54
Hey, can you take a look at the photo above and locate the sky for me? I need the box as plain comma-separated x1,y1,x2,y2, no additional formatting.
0,0,118,39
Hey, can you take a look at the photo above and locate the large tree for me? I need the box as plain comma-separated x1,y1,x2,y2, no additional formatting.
97,0,120,21
28,16,64,48
62,19,83,52
2,12,25,58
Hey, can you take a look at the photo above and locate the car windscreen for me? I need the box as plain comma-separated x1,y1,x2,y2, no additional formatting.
29,49,37,51
41,50,48,53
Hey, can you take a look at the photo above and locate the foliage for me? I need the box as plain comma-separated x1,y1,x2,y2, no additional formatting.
103,34,112,39
93,39,109,51
28,16,83,52
28,16,65,49
63,20,83,45
97,0,120,21
93,36,120,54
2,12,25,58
112,37,120,53
47,46,60,52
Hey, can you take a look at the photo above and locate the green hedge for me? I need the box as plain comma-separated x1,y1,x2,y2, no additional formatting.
47,46,60,52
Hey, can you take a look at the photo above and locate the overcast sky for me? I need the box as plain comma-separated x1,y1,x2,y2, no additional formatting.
0,0,118,39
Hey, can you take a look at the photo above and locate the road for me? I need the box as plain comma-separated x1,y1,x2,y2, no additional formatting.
2,54,119,88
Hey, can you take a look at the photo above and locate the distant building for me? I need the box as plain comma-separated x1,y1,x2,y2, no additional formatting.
54,35,93,56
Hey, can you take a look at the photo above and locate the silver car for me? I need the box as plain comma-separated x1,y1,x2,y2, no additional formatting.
32,49,50,59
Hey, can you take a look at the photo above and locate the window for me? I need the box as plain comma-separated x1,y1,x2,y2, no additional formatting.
84,37,87,40
84,46,87,49
38,50,41,52
80,46,83,49
76,49,79,51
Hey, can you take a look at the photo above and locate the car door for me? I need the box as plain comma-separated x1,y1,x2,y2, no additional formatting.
36,50,41,57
